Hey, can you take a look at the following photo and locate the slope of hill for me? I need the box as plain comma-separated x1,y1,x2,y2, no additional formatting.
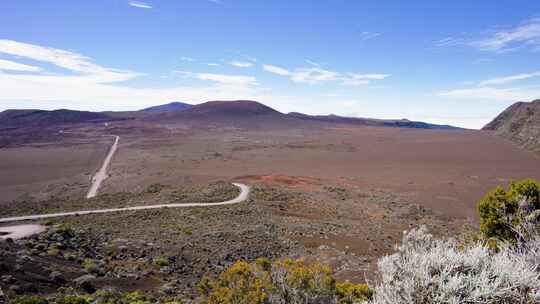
288,112,460,130
173,100,281,117
483,99,540,151
140,102,192,112
0,109,112,129
154,100,461,130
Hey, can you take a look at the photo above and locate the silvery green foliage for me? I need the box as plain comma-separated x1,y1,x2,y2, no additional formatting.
370,226,540,304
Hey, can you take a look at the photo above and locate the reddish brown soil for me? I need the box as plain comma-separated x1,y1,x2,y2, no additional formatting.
101,125,540,222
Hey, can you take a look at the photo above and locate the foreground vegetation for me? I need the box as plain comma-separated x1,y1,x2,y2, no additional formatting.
9,259,372,304
6,179,540,303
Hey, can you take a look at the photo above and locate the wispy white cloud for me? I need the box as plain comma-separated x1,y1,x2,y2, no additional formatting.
341,73,390,86
128,1,152,9
263,64,291,76
472,17,540,52
360,31,381,40
263,63,389,86
208,0,222,4
179,56,197,62
435,37,465,47
305,59,325,67
196,73,257,85
437,17,540,53
0,39,140,82
439,70,540,101
0,59,41,72
479,71,540,86
438,86,540,101
263,65,339,84
173,70,257,86
202,62,220,66
0,40,273,111
290,67,339,84
228,61,253,68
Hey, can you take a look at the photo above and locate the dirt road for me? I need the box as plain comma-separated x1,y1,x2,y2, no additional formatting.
0,224,47,240
0,183,250,223
86,135,119,199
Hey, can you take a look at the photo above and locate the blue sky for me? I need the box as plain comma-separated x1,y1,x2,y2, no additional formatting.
1,0,539,128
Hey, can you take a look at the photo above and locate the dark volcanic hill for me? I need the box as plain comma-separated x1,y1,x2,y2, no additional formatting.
140,102,192,112
287,112,459,130
483,99,540,151
2,100,462,134
150,100,461,130
173,100,281,117
0,109,112,129
151,100,298,129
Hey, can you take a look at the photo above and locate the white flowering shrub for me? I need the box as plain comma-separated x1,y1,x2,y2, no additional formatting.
369,226,540,304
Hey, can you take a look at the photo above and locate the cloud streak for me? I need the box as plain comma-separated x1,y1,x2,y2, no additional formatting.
173,70,258,86
0,40,269,111
473,17,540,52
479,71,540,86
263,63,389,86
128,1,152,9
437,17,540,53
228,61,254,68
360,31,381,40
439,70,540,101
439,86,540,102
0,39,140,82
0,59,41,72
263,64,291,76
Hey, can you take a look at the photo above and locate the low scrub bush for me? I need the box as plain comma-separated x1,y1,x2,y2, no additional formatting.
478,179,540,242
153,256,170,267
11,296,48,304
56,295,91,304
336,282,373,304
197,258,372,304
145,183,165,194
368,225,540,304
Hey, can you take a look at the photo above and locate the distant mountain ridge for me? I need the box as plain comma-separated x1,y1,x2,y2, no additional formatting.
0,109,112,129
483,99,540,151
140,102,192,112
1,100,461,131
287,112,460,130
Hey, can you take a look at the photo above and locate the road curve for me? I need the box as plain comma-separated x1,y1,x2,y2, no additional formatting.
86,135,119,199
0,224,47,240
0,183,250,224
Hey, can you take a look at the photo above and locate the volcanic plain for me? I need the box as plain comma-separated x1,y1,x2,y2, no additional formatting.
1,100,539,298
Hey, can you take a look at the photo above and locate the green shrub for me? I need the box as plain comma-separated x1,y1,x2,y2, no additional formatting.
56,295,91,304
47,248,61,256
153,256,170,267
201,260,270,304
12,296,48,304
255,257,271,272
508,179,540,209
198,258,370,304
477,179,540,242
336,281,373,303
121,291,152,304
54,223,74,236
145,183,165,194
477,186,518,241
82,259,99,273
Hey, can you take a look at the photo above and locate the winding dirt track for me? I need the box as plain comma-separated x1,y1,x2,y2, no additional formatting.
0,183,250,224
86,135,119,199
0,134,251,240
0,224,46,240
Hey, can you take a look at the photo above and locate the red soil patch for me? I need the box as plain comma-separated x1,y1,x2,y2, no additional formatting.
239,174,323,191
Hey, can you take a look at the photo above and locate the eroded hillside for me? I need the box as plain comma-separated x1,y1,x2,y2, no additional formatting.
483,99,540,151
